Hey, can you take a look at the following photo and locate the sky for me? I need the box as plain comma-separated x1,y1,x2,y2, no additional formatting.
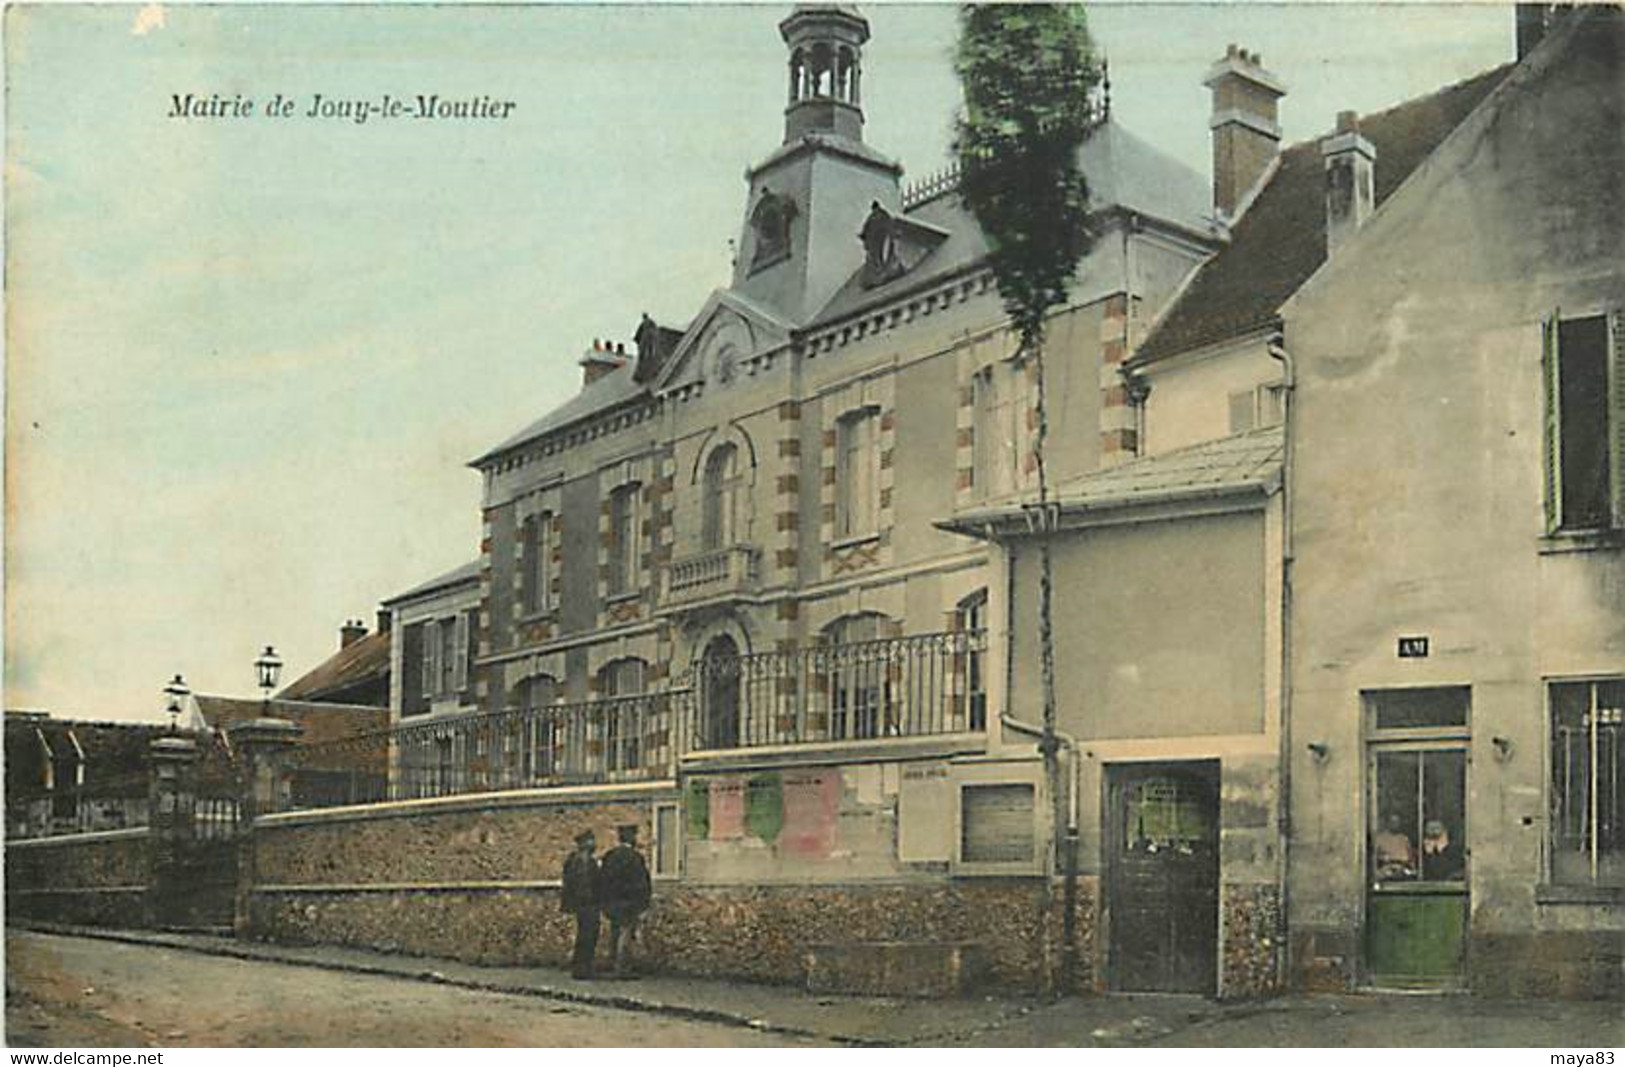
4,2,1513,722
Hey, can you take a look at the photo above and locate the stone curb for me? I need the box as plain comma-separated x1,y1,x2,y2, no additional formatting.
10,921,900,1047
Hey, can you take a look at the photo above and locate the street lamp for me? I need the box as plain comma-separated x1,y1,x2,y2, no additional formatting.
254,646,283,705
162,673,191,734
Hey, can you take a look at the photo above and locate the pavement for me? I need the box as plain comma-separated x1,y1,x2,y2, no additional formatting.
9,921,1622,1047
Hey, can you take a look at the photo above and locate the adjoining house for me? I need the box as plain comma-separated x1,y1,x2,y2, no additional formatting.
191,695,389,809
1275,6,1623,998
277,617,393,708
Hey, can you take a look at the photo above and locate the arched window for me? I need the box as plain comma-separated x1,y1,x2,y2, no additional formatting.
956,591,989,731
702,443,742,550
824,613,891,740
598,658,647,773
700,635,742,750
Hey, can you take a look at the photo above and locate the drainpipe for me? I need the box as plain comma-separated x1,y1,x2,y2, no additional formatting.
1002,712,1083,994
1267,330,1295,992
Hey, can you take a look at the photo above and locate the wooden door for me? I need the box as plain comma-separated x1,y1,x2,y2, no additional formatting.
1107,762,1220,994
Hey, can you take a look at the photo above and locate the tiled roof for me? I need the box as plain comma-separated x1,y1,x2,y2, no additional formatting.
194,696,388,749
947,426,1283,531
1132,64,1512,366
276,628,391,704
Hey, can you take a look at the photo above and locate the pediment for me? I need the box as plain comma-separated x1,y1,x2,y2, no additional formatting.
654,289,795,392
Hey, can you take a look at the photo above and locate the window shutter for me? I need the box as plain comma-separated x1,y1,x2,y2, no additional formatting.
1541,311,1562,534
403,624,427,716
452,613,469,692
421,621,438,698
961,782,1036,865
1610,310,1624,530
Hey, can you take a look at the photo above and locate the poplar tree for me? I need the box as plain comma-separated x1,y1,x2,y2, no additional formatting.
954,2,1103,995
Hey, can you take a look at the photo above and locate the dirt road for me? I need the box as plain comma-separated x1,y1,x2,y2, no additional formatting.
5,931,827,1047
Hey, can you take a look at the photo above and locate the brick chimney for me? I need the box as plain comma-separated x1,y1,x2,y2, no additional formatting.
340,619,368,649
375,608,392,635
1323,110,1375,257
579,338,624,387
1205,44,1287,219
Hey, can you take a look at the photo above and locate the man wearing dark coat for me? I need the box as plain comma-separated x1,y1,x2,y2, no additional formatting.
598,823,653,977
561,828,601,979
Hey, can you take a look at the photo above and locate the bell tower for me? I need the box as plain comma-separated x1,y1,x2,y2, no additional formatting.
782,5,868,143
731,5,903,324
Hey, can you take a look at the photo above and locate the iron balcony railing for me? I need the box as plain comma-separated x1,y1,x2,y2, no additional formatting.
688,629,988,750
278,629,987,809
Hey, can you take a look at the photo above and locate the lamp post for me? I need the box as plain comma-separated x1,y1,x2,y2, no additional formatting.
163,673,191,734
253,645,283,708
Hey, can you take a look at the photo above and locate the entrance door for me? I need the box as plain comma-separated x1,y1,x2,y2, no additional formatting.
1107,761,1220,994
1366,744,1468,987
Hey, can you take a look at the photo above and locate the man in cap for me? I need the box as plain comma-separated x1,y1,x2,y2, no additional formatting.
561,828,601,979
598,823,653,977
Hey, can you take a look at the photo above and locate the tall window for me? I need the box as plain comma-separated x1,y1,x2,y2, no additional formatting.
420,615,469,700
1551,678,1624,887
700,635,742,750
608,484,642,595
599,658,646,773
836,409,880,540
971,368,998,496
518,674,559,782
825,613,889,740
957,590,989,732
702,444,742,550
1543,312,1622,533
521,513,554,614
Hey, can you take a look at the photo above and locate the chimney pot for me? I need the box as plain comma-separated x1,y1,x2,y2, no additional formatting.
1323,112,1377,257
1205,44,1287,219
340,619,368,650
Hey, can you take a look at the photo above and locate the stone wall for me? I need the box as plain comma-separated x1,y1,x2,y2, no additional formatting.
1220,882,1282,998
247,785,1099,994
5,829,151,928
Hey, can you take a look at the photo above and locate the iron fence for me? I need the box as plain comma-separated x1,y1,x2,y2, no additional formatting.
284,690,688,809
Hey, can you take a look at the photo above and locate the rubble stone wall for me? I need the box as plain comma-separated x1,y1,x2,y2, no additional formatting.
4,829,150,928
247,789,1102,994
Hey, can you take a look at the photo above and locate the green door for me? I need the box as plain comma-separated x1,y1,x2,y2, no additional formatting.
1366,746,1468,987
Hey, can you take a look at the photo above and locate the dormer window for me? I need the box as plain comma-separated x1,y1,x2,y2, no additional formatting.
749,189,798,272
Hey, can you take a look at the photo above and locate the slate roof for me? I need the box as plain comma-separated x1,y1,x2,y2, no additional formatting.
1132,63,1512,366
3,713,168,799
276,628,391,705
945,425,1283,532
380,558,482,607
812,119,1213,328
471,359,647,467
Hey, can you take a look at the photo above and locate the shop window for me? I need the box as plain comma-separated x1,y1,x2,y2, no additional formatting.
1550,678,1624,886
